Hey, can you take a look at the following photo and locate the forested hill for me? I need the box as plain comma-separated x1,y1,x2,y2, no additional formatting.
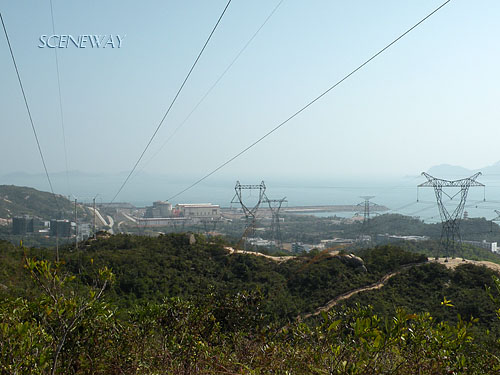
3,234,500,373
359,213,500,243
2,233,499,327
1,234,426,319
0,185,83,220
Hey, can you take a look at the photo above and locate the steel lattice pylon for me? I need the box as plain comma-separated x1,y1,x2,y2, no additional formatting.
358,196,375,222
200,218,222,235
418,172,485,258
356,196,379,239
493,210,500,222
263,195,287,249
231,181,266,246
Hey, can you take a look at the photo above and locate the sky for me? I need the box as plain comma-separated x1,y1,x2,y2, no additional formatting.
1,0,499,202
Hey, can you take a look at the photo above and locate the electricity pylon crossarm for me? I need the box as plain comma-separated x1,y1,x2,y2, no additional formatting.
493,210,500,222
231,181,266,248
418,172,485,258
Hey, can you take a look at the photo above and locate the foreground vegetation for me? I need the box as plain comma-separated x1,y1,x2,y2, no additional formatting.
2,234,500,374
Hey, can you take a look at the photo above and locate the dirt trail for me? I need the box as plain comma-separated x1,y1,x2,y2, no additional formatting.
224,247,295,263
224,247,342,263
301,268,410,320
224,247,500,320
432,257,500,272
300,258,500,320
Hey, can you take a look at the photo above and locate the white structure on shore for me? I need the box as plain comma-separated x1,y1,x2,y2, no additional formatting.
463,240,498,253
145,201,172,218
175,203,220,219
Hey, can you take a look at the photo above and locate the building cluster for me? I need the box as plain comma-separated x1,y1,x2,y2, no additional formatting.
244,238,355,253
377,234,430,242
144,201,172,218
12,215,90,240
463,239,498,253
138,201,221,227
49,220,71,237
246,237,276,248
12,216,39,235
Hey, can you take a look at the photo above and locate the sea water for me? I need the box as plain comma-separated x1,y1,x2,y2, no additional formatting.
3,172,500,223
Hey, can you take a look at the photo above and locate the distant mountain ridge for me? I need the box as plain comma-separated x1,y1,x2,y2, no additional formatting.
427,161,500,178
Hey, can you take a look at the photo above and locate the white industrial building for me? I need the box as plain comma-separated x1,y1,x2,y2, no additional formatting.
145,201,172,218
175,203,220,219
136,217,189,227
463,240,498,253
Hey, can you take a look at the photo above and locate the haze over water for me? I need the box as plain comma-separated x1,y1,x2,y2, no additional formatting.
3,171,499,224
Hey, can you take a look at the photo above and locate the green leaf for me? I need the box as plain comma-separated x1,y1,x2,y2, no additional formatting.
328,319,341,332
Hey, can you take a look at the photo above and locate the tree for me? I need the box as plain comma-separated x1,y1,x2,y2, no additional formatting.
24,258,114,374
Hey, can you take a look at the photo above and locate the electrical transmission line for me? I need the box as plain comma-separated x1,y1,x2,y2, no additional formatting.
49,0,71,196
167,0,453,202
1,12,60,211
407,204,436,217
136,0,286,175
418,172,484,259
111,0,233,203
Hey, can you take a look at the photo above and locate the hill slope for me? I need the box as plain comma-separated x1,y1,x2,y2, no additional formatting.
0,185,87,220
3,235,500,373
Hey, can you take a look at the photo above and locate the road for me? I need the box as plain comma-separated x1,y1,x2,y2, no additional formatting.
107,215,115,234
117,220,126,234
87,206,108,226
122,212,137,223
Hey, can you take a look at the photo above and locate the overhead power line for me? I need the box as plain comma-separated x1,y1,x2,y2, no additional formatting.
167,0,453,201
49,0,71,196
1,12,60,210
111,0,233,203
137,0,286,174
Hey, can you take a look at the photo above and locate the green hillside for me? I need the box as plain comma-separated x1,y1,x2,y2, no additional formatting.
0,185,88,221
340,261,500,339
2,234,500,374
0,235,426,319
399,239,500,264
2,234,497,326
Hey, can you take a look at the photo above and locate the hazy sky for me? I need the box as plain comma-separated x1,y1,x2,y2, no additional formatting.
1,0,499,199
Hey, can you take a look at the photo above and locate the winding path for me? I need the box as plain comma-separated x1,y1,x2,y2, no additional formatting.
300,267,416,320
223,246,500,321
224,246,295,263
300,258,500,320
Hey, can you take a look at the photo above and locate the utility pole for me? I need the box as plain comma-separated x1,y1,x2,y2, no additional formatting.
231,181,266,248
56,210,60,262
418,172,485,259
74,198,78,250
93,197,96,239
56,228,59,262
